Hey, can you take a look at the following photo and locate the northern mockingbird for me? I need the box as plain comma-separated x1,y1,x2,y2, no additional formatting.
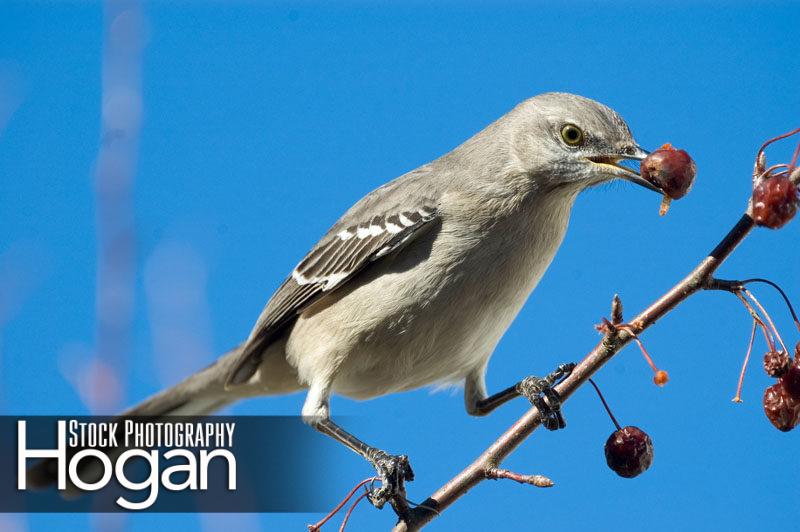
31,92,662,507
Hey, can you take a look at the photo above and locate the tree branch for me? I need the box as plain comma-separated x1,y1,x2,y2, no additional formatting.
391,161,800,530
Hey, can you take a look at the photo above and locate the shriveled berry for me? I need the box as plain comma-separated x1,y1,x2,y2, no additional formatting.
604,426,654,478
640,144,697,200
781,361,800,401
653,370,669,386
763,350,790,377
752,175,798,229
763,382,800,432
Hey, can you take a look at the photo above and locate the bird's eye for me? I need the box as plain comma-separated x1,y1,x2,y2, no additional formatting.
560,124,584,146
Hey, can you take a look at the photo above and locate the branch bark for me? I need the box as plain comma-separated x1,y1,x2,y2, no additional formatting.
392,209,762,531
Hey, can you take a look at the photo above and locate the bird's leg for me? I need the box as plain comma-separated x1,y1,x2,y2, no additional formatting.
468,362,576,430
303,386,413,515
311,418,414,516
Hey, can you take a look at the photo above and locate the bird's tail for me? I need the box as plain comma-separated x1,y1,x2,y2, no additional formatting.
121,346,245,417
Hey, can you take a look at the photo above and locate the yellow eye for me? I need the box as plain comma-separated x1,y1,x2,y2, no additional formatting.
560,124,584,146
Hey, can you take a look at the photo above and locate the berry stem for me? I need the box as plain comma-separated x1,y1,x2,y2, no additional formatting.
616,324,668,385
732,320,757,403
740,278,800,333
588,378,621,431
339,490,370,532
756,127,800,172
734,290,776,352
790,140,800,170
742,288,789,355
764,163,790,178
308,477,378,532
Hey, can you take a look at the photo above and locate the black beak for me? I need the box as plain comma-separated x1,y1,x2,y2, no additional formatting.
587,146,662,193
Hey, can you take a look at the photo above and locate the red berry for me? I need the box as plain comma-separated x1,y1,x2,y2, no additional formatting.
640,144,697,200
752,176,798,229
604,426,654,478
763,350,790,378
763,382,800,432
781,361,800,401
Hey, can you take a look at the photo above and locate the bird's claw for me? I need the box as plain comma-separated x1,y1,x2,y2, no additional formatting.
517,362,576,431
366,451,414,509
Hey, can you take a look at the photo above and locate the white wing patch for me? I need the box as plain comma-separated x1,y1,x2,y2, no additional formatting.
337,229,355,241
291,205,438,291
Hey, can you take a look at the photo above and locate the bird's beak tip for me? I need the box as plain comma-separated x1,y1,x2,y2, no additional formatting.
627,145,650,162
587,145,662,194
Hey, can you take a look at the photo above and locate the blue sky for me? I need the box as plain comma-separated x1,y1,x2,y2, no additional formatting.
2,1,800,531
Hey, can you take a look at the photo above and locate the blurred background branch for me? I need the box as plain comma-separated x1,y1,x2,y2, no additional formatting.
89,0,145,413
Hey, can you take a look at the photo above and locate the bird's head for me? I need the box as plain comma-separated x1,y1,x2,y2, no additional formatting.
506,92,660,194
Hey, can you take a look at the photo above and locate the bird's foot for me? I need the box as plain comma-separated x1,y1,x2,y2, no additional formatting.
517,362,576,430
365,450,414,511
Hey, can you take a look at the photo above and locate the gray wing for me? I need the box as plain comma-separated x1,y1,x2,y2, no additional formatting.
226,170,442,386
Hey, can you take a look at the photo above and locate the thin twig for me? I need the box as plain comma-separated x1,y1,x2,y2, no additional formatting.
484,468,554,487
392,213,757,532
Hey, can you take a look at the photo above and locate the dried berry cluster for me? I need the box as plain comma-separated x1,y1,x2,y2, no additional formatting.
750,126,800,229
752,176,798,229
725,279,800,433
728,129,800,430
763,342,800,432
